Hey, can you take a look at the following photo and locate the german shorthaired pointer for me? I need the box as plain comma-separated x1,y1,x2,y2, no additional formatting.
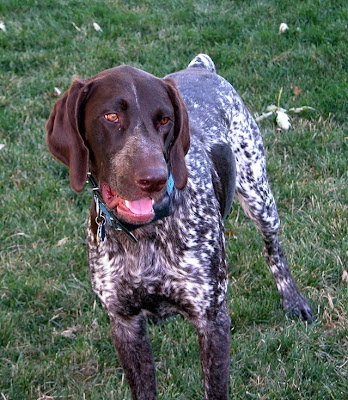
46,54,313,399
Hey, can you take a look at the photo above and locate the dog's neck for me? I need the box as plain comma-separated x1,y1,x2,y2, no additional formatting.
87,172,175,243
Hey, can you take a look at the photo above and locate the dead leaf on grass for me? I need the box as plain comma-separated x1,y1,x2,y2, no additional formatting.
53,87,62,97
342,269,348,283
276,111,291,130
279,23,289,34
0,21,6,32
93,22,103,32
292,86,302,101
56,237,69,247
61,325,82,339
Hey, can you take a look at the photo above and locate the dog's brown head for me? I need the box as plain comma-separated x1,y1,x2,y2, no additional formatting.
46,66,190,224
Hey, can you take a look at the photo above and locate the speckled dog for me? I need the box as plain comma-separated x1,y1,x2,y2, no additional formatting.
46,54,313,400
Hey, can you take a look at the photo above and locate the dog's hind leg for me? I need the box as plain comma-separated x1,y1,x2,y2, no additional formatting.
236,172,313,320
231,116,313,320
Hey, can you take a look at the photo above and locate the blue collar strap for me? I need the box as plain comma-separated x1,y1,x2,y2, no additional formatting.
88,172,175,243
166,173,174,195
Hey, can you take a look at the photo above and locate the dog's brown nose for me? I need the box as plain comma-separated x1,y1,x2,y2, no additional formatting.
135,168,167,193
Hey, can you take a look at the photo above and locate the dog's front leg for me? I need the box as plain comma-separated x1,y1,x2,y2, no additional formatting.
194,305,231,400
110,315,157,400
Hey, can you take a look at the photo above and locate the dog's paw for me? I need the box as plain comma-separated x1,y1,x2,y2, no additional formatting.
282,293,314,321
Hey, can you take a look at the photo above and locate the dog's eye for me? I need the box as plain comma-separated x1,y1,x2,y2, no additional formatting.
160,117,170,125
104,113,119,122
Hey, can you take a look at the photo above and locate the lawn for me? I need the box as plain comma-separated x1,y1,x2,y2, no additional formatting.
0,0,347,399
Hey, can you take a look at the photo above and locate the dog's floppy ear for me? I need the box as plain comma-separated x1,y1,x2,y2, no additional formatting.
164,78,190,190
46,79,89,192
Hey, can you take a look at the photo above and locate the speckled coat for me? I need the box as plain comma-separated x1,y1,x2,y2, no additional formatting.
46,54,313,400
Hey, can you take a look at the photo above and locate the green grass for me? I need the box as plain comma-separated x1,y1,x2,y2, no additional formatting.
0,0,347,399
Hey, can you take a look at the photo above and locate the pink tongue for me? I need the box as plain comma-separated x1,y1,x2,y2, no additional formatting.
125,198,153,215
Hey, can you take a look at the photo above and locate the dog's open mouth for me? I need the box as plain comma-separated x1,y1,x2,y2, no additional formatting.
101,183,155,224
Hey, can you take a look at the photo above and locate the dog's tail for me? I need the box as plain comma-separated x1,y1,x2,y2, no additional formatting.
187,54,216,73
